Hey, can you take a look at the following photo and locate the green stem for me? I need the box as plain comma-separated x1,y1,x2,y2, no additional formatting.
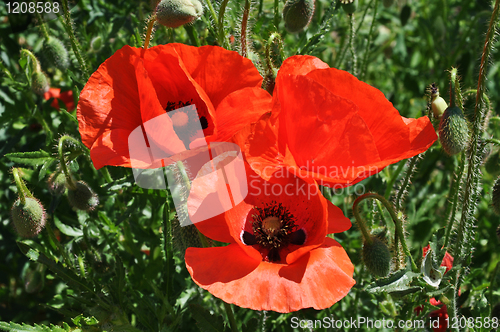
218,0,230,48
20,49,40,72
449,68,464,110
361,0,379,80
273,0,280,28
348,14,357,76
353,193,418,272
352,198,373,245
443,152,466,251
59,0,90,79
184,24,201,47
205,0,220,37
265,32,285,74
12,168,33,204
143,16,156,49
34,10,50,40
384,160,406,199
45,222,74,269
454,0,500,264
58,135,82,190
240,0,251,57
100,166,113,183
486,138,500,147
489,117,500,122
394,156,419,211
223,301,239,332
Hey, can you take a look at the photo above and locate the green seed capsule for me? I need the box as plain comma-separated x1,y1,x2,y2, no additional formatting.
493,177,500,215
283,0,315,33
340,0,357,15
438,106,470,155
43,37,69,70
155,0,204,28
31,71,50,95
67,181,99,211
11,197,46,238
362,236,391,277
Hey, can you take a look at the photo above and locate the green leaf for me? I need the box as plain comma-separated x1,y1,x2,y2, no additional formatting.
5,150,54,166
0,321,77,332
54,215,84,237
367,270,421,295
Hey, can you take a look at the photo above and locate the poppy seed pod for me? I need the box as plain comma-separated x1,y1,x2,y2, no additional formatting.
340,0,357,15
43,36,69,70
438,106,470,155
31,71,50,95
67,181,99,211
362,236,391,277
155,0,204,28
11,197,47,238
493,177,500,215
283,0,315,33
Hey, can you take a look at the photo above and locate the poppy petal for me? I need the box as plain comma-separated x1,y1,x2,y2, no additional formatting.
148,44,263,110
77,45,144,154
214,87,273,142
185,237,355,313
327,201,351,234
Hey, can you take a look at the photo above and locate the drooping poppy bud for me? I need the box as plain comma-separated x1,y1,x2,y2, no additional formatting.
282,0,315,33
362,236,391,277
31,71,50,96
438,106,470,155
47,171,67,196
43,36,69,70
492,176,500,215
340,0,357,15
11,197,47,238
67,181,99,211
155,0,204,28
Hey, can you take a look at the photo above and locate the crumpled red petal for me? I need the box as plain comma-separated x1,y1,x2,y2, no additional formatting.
185,237,355,313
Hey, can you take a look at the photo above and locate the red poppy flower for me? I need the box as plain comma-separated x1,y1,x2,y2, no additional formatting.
185,165,355,313
44,88,75,111
235,55,437,187
77,44,269,170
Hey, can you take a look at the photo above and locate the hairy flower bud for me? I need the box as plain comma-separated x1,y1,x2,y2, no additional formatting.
11,197,46,238
438,106,470,155
43,36,69,70
283,0,315,33
340,0,357,15
362,236,391,277
67,181,99,211
31,71,50,95
47,172,67,196
155,0,204,28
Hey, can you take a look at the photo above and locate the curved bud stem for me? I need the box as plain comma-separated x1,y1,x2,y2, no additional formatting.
12,168,34,205
58,135,83,190
353,193,418,272
143,15,156,49
20,49,40,72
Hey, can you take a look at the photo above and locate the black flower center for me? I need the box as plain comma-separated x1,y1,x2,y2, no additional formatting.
241,201,306,262
165,100,208,148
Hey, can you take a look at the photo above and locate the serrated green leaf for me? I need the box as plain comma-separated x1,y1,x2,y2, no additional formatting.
0,321,76,332
5,150,54,166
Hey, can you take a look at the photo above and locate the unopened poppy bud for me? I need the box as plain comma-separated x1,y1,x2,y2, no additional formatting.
431,93,448,119
492,177,500,215
90,36,102,52
155,0,204,28
43,37,69,70
67,181,99,211
438,106,470,155
340,0,357,15
47,172,66,196
283,0,315,33
31,71,50,95
362,236,391,277
11,197,47,238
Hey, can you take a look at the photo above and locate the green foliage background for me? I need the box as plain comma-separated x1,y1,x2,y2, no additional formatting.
1,0,500,331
